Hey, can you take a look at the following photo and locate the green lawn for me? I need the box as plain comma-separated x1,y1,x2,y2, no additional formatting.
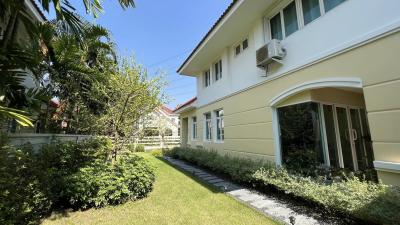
42,153,278,225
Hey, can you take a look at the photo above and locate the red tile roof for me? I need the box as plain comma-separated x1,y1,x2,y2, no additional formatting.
177,0,239,74
160,105,174,115
173,97,197,112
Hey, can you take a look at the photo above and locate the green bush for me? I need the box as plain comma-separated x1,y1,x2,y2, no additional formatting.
135,144,145,152
0,137,155,224
65,152,155,208
150,149,163,157
166,147,400,225
0,144,52,225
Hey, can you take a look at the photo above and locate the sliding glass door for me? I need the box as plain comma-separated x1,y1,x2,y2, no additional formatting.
322,104,374,171
335,106,355,170
277,102,374,172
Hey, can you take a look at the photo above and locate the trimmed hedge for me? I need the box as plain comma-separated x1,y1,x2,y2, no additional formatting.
166,147,400,225
0,137,155,225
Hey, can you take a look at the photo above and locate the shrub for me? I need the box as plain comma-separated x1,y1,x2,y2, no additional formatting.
0,137,155,224
166,147,400,225
150,149,163,157
0,144,52,225
65,152,155,208
135,144,145,152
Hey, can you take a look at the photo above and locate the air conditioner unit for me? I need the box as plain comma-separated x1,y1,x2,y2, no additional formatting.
256,39,286,68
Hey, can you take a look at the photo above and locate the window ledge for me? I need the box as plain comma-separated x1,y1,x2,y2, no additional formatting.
373,160,400,173
214,140,224,144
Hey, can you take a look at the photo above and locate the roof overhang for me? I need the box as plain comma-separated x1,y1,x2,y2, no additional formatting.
177,0,277,76
173,97,197,114
26,0,47,22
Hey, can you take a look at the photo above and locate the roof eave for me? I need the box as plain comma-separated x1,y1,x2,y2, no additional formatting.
177,0,240,76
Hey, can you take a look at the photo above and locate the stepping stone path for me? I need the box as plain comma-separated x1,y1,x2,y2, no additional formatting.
164,156,351,225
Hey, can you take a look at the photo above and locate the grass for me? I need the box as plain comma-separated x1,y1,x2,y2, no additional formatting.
42,153,279,225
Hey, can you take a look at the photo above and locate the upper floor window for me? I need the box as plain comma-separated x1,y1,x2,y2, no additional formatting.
268,0,346,40
235,45,241,55
323,0,345,12
283,1,299,37
192,117,197,139
302,0,321,25
204,69,211,87
270,13,283,40
234,38,249,56
242,39,248,50
204,113,212,141
214,60,222,81
215,109,224,141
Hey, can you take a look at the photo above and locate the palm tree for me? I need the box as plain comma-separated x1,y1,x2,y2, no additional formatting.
0,0,127,130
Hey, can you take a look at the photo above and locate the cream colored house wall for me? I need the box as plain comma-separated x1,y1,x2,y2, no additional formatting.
180,31,400,185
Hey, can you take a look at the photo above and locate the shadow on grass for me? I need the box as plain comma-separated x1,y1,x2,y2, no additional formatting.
352,185,400,225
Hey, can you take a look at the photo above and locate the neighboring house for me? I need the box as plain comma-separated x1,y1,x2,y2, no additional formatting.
0,0,47,133
174,0,400,185
142,105,179,137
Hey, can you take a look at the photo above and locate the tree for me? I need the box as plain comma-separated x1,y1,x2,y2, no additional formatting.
92,58,166,159
0,0,135,130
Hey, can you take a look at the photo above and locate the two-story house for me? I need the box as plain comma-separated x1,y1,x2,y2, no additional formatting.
174,0,400,185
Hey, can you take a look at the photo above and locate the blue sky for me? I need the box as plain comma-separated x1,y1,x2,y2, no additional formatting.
46,0,231,109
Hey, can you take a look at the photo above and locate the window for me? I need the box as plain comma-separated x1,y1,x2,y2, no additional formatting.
302,0,321,25
278,101,374,173
242,39,248,50
283,1,299,37
235,45,241,55
270,13,283,40
278,102,324,170
234,38,249,56
204,70,210,87
215,109,224,141
268,0,346,40
214,60,222,81
323,0,345,12
205,113,212,141
192,117,197,139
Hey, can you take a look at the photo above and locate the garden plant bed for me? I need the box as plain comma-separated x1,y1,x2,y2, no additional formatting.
165,147,400,225
164,156,364,225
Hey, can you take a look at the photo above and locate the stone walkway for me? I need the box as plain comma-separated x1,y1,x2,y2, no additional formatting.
164,156,352,225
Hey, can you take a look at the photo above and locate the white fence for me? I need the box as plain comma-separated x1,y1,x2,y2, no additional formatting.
6,133,180,151
7,133,91,150
136,136,180,150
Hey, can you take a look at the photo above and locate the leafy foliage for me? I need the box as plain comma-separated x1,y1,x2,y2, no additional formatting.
166,147,400,225
0,137,155,224
134,144,145,152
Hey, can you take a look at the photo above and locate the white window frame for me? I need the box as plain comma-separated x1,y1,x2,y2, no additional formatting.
192,116,197,140
267,0,346,41
204,69,211,87
233,38,249,57
215,109,224,143
204,112,212,142
213,59,222,81
234,44,241,56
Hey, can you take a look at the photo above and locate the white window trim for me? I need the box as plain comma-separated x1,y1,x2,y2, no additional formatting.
214,109,224,143
192,117,197,140
213,59,222,81
233,37,249,57
266,0,347,41
270,78,363,166
203,69,211,88
204,113,212,142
